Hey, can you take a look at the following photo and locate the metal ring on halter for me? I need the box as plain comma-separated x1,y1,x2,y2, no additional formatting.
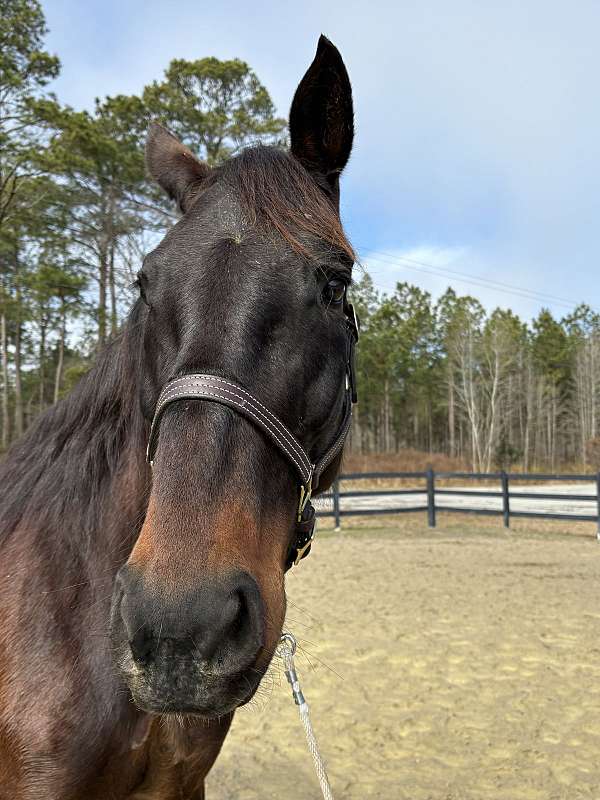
279,631,297,656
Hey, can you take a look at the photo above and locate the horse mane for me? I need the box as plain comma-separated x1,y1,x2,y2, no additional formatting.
218,145,355,262
0,301,148,549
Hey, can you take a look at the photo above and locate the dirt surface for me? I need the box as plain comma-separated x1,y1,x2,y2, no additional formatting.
207,520,600,799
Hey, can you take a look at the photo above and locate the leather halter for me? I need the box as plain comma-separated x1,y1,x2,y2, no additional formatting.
146,303,359,570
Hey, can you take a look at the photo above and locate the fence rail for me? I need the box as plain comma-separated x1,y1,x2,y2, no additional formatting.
316,469,600,540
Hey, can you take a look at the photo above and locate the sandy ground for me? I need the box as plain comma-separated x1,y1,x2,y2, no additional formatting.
207,519,600,800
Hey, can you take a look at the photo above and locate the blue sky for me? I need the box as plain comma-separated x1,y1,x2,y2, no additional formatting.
42,0,600,321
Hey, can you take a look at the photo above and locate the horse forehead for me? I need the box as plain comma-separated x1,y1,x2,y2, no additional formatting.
162,199,292,282
177,182,251,245
167,225,302,345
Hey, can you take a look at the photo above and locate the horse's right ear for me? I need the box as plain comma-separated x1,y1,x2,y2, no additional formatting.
145,123,210,213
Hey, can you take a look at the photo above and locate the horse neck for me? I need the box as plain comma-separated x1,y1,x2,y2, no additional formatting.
0,308,151,566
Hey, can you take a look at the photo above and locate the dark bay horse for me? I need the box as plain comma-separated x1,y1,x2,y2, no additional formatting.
0,37,356,800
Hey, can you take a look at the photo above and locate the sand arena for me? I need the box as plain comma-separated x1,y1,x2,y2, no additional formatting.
208,518,600,799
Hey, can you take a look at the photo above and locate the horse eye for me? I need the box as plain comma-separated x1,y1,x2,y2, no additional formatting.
323,279,347,306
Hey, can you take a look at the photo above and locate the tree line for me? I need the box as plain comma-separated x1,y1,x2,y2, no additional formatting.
2,1,598,473
352,274,600,471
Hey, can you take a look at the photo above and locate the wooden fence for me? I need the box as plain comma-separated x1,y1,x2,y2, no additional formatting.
317,470,600,539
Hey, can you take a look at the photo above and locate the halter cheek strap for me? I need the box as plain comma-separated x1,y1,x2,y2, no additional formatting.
146,304,359,570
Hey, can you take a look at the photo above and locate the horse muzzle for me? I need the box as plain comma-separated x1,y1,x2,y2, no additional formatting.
110,565,266,716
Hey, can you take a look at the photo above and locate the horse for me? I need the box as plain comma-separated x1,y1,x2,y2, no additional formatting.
0,36,356,799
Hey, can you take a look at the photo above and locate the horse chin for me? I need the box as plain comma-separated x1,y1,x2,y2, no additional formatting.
121,658,267,719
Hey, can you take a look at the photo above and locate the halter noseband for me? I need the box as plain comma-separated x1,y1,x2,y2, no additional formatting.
146,303,359,571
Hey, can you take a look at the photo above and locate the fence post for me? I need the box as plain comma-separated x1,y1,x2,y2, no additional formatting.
501,471,510,529
333,478,341,531
596,472,600,542
426,466,436,528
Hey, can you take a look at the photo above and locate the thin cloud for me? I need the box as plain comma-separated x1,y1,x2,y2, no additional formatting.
43,0,600,318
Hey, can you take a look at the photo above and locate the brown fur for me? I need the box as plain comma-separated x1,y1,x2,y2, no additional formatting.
0,35,355,798
128,493,288,668
0,449,232,799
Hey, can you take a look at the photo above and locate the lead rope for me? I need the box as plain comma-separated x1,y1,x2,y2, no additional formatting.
278,633,335,800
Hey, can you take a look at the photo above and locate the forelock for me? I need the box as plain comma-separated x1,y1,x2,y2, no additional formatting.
217,146,355,262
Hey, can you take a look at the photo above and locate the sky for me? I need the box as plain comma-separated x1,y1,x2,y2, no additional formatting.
42,0,600,322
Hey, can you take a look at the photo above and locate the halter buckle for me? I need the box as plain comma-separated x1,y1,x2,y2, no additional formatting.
294,524,316,566
297,476,313,522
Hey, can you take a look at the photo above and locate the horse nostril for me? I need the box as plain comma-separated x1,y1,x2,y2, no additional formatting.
114,568,158,666
193,573,264,666
129,625,154,665
226,587,255,645
229,575,263,648
222,592,242,629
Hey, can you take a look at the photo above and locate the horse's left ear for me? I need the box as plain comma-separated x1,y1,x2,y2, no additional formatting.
289,35,354,202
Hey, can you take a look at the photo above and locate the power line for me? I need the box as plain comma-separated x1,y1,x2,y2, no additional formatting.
357,245,583,311
358,246,577,309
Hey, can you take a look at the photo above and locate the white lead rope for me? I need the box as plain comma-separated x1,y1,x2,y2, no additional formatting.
278,633,335,800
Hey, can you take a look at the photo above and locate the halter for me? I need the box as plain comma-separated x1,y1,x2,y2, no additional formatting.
146,303,359,570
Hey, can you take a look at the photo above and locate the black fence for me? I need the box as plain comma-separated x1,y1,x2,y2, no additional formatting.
316,470,600,539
